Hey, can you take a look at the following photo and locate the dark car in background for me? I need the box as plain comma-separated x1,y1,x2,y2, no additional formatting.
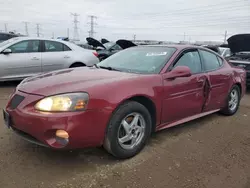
226,34,250,87
0,32,20,42
86,37,137,61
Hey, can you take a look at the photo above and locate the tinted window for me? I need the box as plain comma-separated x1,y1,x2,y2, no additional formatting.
45,41,63,52
174,51,202,74
200,50,221,71
98,47,176,74
9,40,40,53
63,44,71,51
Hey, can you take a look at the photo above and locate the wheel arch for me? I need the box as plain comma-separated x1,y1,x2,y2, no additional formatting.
69,62,86,68
235,82,242,96
114,95,157,133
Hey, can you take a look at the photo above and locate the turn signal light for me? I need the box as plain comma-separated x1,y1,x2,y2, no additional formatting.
56,130,69,139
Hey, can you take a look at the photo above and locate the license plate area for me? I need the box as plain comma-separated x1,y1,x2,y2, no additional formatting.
3,110,11,128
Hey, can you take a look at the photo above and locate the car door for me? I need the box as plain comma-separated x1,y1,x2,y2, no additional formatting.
199,49,230,111
41,40,72,73
162,49,207,123
0,40,42,80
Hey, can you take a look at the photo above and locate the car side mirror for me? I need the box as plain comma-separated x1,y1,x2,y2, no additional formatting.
2,48,12,55
164,66,192,80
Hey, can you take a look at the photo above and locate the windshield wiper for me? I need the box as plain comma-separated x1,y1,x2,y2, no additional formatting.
99,66,120,71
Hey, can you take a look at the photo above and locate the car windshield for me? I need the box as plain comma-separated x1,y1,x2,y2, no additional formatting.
0,37,19,48
103,42,116,49
97,47,176,74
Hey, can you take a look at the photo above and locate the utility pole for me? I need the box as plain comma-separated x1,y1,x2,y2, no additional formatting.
67,28,70,39
4,23,8,32
87,15,97,38
133,34,136,42
52,32,55,39
224,30,228,43
71,13,80,41
183,32,186,41
23,22,29,36
36,24,41,37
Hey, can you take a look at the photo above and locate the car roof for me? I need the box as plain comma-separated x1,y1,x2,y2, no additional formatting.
132,44,223,57
13,37,68,42
136,44,211,50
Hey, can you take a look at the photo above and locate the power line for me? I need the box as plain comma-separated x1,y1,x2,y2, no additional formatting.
87,15,97,38
71,13,80,41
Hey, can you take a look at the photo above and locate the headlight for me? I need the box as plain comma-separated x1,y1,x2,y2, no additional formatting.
35,93,89,112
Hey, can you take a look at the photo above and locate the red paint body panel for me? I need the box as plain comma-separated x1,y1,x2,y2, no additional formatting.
4,45,246,149
6,90,113,148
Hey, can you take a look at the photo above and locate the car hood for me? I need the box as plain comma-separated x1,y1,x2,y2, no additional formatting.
116,39,137,49
101,38,109,44
17,68,137,96
227,34,250,53
86,37,106,49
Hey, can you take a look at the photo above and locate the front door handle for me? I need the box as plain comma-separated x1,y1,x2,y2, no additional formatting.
198,79,204,83
31,57,39,60
64,56,70,59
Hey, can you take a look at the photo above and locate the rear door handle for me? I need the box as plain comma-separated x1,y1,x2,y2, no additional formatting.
64,56,70,59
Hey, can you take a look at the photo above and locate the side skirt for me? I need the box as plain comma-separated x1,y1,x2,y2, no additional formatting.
156,109,220,131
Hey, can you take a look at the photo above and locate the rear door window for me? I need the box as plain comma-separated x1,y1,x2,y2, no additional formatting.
200,50,221,71
44,41,64,52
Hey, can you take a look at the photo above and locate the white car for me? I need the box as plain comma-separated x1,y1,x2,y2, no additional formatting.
0,37,99,81
219,47,231,58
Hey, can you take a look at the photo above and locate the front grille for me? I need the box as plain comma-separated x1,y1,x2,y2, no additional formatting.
9,94,25,109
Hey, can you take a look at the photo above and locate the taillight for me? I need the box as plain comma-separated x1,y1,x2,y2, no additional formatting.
93,51,98,57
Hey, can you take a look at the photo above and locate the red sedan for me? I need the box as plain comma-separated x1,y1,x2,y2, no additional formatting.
3,45,246,159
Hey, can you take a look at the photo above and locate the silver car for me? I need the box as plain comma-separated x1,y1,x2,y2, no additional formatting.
0,37,99,81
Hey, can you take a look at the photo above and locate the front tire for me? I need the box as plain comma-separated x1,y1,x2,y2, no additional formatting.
220,85,240,116
104,101,152,159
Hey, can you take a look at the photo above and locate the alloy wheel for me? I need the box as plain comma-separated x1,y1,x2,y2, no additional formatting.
229,89,239,112
118,112,146,150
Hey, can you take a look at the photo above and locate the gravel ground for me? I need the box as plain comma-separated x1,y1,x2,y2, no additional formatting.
0,82,250,188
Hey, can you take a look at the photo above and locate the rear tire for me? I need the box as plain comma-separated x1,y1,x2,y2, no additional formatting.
220,85,240,116
104,101,152,159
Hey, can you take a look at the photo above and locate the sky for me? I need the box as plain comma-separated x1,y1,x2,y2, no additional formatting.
0,0,249,43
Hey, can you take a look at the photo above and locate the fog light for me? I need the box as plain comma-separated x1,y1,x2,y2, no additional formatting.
56,130,69,139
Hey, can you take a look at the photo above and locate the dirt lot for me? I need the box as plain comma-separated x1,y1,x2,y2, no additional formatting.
0,82,250,188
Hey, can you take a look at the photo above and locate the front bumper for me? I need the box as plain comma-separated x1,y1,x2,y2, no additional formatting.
5,90,112,149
